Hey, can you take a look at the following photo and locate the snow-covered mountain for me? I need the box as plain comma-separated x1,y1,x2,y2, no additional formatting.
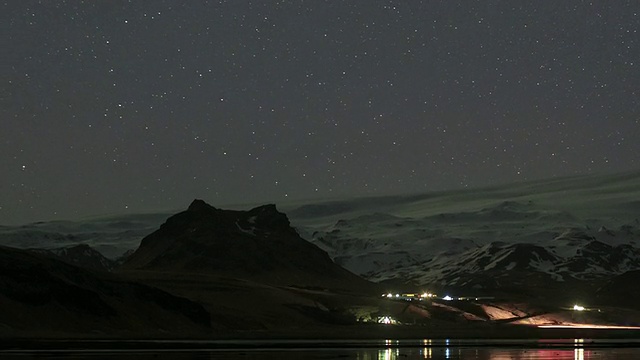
288,172,640,294
28,244,117,272
299,200,640,290
0,213,169,259
1,171,638,296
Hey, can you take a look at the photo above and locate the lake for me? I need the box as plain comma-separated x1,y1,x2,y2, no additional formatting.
3,338,640,359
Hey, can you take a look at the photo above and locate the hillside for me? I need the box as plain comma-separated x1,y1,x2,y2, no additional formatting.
0,246,210,338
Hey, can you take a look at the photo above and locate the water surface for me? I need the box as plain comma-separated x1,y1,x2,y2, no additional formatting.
3,338,640,359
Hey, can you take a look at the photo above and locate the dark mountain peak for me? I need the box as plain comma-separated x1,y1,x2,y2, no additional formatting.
598,225,616,236
178,200,291,233
249,203,277,212
188,199,217,213
246,204,290,230
583,240,613,252
120,201,372,291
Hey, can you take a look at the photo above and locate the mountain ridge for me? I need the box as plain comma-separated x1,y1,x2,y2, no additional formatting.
119,199,374,292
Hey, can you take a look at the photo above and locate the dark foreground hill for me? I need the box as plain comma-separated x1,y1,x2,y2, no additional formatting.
595,270,640,310
0,245,210,338
120,199,373,292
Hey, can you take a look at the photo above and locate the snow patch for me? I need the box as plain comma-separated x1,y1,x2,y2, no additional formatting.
235,221,256,236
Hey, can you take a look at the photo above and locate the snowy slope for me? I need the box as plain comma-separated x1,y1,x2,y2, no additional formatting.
29,244,117,272
288,171,640,289
0,213,169,258
297,200,640,288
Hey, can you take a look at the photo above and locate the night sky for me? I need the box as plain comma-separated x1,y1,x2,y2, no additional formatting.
2,1,639,225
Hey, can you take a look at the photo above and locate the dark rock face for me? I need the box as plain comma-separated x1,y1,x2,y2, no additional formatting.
121,200,371,290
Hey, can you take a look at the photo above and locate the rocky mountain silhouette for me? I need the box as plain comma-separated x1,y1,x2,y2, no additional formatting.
120,200,373,291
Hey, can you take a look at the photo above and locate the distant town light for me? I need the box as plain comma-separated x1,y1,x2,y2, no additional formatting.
378,316,395,325
573,304,585,311
443,295,453,301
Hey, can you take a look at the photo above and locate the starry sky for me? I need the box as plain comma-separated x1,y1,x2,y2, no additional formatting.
2,1,639,225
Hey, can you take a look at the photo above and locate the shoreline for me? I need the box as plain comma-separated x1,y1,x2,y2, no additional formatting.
2,324,640,351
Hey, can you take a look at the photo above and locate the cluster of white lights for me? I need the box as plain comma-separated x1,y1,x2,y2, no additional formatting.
382,292,437,299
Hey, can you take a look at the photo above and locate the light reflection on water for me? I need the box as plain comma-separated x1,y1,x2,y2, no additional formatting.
2,338,640,359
